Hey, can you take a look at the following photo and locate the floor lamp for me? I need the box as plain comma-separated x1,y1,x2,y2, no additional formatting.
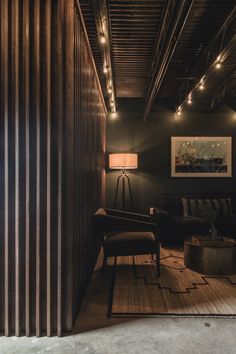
109,153,138,211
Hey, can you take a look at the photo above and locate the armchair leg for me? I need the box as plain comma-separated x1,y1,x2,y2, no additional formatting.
101,255,107,274
156,243,160,278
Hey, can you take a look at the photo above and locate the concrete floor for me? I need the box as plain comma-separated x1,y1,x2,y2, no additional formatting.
1,255,236,354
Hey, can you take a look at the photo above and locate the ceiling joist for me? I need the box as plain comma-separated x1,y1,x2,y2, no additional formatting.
143,0,195,121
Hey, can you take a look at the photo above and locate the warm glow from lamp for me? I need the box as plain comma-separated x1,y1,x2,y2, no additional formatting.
109,153,138,170
215,62,222,70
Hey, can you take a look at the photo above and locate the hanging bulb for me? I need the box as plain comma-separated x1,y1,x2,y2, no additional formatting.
100,33,106,44
187,94,192,104
103,65,109,74
199,78,205,90
215,62,222,70
199,82,204,90
177,106,182,115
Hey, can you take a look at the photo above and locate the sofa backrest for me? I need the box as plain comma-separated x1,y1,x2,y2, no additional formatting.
158,193,236,216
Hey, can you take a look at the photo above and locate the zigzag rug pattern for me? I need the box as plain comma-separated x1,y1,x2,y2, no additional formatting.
109,248,236,317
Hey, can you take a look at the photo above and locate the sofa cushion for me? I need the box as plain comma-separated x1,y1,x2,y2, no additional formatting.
182,198,233,217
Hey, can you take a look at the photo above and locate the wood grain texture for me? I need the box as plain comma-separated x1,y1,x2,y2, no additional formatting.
0,0,106,336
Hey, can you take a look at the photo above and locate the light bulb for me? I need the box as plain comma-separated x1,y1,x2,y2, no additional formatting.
100,33,106,44
199,83,204,90
215,62,222,69
108,88,112,94
177,106,182,115
187,94,192,104
103,66,109,74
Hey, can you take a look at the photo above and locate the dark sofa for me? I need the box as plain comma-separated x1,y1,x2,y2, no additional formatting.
152,193,236,246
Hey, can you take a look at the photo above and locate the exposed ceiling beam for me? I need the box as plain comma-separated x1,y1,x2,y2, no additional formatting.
175,6,236,111
92,0,116,113
142,0,195,121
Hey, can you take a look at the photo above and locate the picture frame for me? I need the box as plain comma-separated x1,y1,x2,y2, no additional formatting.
171,136,232,177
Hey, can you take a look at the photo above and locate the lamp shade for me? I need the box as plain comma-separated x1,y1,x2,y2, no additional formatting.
109,153,138,169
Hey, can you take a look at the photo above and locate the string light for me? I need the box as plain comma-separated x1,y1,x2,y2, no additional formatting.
97,14,116,113
215,61,222,70
199,79,205,90
178,51,224,111
187,94,192,104
103,65,109,74
177,106,182,115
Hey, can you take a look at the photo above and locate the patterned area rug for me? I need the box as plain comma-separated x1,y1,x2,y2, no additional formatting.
109,248,236,317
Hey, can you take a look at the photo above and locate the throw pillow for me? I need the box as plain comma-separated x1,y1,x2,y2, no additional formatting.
181,197,233,217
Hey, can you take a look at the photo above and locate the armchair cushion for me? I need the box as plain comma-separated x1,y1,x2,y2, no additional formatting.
94,208,160,276
104,231,156,256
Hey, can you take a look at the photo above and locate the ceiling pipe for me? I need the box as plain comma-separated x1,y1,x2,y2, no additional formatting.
143,0,195,121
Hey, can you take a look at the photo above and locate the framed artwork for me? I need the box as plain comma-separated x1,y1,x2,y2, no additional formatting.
171,136,232,177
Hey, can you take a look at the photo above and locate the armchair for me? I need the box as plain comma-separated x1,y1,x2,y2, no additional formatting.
94,208,160,277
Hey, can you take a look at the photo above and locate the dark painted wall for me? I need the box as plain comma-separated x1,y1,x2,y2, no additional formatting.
106,99,236,213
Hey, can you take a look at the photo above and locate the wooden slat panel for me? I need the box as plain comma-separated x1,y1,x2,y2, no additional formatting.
23,0,30,337
54,0,64,337
11,0,20,337
1,0,10,337
0,0,106,337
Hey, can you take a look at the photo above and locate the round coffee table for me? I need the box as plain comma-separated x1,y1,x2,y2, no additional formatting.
184,236,236,275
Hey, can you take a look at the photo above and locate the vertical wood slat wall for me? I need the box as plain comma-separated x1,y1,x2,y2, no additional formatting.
0,0,106,336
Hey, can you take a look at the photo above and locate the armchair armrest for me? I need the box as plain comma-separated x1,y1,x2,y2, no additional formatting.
105,208,151,222
152,207,168,216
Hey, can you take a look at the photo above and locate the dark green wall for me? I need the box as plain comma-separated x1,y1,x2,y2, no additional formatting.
106,100,236,213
